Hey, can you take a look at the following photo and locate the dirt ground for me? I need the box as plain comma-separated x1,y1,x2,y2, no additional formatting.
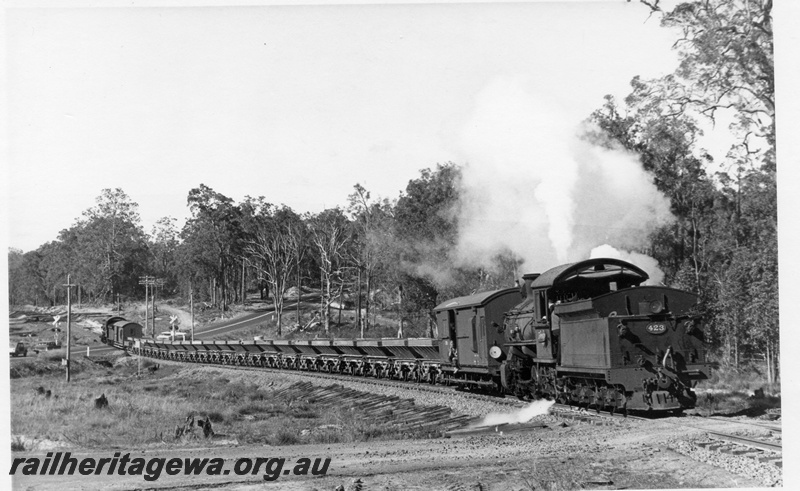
9,414,770,491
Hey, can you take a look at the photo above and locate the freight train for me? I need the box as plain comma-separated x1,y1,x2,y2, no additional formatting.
104,258,713,414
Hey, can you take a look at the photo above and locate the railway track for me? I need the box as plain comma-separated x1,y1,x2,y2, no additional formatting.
683,429,783,486
137,354,526,410
704,431,782,456
701,415,781,433
542,401,783,484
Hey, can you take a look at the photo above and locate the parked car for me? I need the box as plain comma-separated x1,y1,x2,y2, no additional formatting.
156,331,187,342
9,342,28,357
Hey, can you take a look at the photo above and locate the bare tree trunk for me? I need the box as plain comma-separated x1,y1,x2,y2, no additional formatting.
241,259,246,305
321,268,327,335
765,343,772,385
427,311,436,338
272,280,283,336
296,258,301,327
773,341,780,382
220,256,227,311
365,270,371,332
338,277,344,327
324,275,332,334
211,277,216,307
357,268,363,338
398,286,404,339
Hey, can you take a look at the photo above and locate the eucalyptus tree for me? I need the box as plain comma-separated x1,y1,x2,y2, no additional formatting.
595,0,776,376
308,208,352,335
180,185,244,309
393,163,463,336
346,184,397,335
242,201,302,335
8,249,46,306
71,188,149,301
148,217,180,295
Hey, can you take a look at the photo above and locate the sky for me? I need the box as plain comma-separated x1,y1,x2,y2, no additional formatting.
2,0,693,253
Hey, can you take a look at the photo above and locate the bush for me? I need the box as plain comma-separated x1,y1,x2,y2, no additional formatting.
270,429,299,446
11,437,27,452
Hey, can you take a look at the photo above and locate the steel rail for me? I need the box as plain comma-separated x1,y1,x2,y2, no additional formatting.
702,416,781,433
707,431,782,453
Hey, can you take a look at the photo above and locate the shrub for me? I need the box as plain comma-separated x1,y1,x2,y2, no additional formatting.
11,437,26,452
270,429,299,446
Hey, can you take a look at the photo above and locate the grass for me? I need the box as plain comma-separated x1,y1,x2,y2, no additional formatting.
10,351,443,450
692,358,781,417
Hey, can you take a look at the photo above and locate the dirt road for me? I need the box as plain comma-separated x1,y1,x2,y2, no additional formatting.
11,415,768,490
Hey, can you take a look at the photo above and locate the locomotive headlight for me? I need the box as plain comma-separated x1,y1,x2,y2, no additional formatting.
649,300,664,313
489,345,505,361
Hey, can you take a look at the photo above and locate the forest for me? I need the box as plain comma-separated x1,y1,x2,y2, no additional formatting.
7,1,777,380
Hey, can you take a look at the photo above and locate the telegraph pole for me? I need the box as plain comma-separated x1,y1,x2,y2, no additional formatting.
139,276,164,337
63,275,76,382
139,276,152,337
151,281,156,334
153,278,165,334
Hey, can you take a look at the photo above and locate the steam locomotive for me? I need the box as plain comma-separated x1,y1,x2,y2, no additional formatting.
435,258,711,414
104,258,712,414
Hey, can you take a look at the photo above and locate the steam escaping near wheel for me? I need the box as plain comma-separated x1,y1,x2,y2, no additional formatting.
475,399,555,428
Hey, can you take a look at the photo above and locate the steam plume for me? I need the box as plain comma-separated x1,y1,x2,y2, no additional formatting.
453,77,672,275
590,244,665,285
476,399,555,427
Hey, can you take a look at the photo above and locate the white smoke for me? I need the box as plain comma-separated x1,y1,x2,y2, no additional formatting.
590,244,665,285
453,77,673,275
475,399,555,427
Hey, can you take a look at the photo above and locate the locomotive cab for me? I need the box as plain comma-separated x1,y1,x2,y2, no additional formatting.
500,258,711,412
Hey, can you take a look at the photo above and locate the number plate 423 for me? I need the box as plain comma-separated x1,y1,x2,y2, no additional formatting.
646,323,667,335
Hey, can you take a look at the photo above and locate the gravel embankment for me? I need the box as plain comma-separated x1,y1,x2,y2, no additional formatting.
668,436,782,487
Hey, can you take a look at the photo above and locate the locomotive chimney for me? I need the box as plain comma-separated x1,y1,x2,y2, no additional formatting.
522,273,540,299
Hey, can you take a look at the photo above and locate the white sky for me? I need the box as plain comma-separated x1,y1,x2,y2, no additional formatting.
4,0,688,252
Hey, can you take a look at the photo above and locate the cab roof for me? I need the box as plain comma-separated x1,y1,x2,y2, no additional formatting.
434,287,519,312
530,258,649,289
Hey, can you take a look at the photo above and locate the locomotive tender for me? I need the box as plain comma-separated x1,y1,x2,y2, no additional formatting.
105,258,712,414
